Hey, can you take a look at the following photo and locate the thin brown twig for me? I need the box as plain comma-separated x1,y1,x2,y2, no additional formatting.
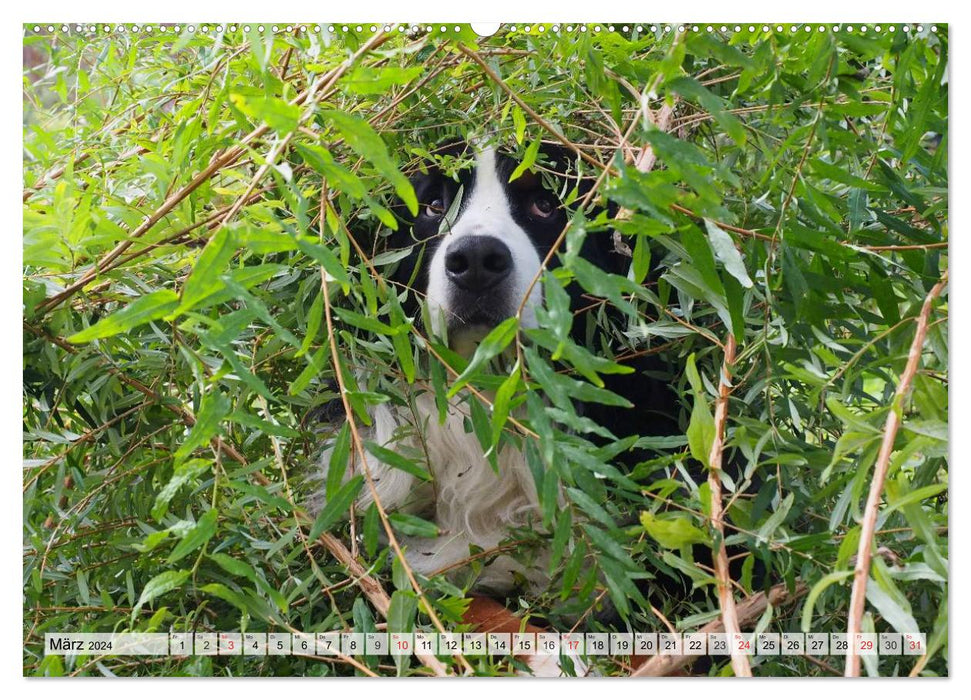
316,186,466,677
844,270,948,677
705,334,752,677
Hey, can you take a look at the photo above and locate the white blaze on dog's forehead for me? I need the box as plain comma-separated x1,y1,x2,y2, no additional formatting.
450,147,511,236
471,147,503,205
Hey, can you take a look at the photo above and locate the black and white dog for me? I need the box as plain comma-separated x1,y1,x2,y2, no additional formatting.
321,141,675,597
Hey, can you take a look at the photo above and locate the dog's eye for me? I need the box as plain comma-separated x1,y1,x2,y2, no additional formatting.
528,194,557,219
423,198,445,218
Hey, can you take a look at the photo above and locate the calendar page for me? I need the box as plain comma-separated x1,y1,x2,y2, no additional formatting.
22,8,948,681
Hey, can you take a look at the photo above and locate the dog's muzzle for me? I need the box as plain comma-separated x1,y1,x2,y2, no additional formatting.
442,235,514,334
444,236,513,293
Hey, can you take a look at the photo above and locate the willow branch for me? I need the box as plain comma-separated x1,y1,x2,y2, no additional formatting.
845,270,948,677
706,334,752,676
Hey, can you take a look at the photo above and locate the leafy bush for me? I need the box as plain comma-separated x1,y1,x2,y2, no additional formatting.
23,22,947,677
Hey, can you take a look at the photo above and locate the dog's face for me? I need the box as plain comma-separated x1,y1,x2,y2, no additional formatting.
388,144,577,350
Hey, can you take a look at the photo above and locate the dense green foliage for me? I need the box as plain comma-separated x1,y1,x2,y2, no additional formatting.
23,23,947,677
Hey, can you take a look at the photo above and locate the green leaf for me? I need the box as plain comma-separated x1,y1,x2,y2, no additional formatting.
167,508,218,563
756,493,794,542
549,508,573,573
199,582,251,616
447,317,518,397
174,229,238,315
705,219,753,288
287,351,327,396
800,571,854,632
334,307,408,336
525,346,632,414
326,423,352,501
883,483,947,516
67,289,179,343
321,109,417,215
566,487,615,528
209,552,258,581
389,512,439,538
342,65,424,95
512,104,526,144
152,458,210,521
866,575,920,634
490,366,521,447
640,511,710,549
387,590,418,633
174,391,231,464
666,76,747,144
364,441,432,482
296,290,324,358
132,570,191,621
294,237,351,287
569,257,638,315
681,224,727,302
229,92,300,134
631,234,652,285
685,354,715,468
509,137,541,182
309,475,364,540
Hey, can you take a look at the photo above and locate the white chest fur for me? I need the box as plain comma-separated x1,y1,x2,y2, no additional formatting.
323,392,550,593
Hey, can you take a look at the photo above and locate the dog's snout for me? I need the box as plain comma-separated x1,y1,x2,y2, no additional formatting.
444,236,512,293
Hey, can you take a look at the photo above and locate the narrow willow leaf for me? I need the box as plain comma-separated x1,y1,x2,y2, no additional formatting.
490,366,521,448
705,219,753,288
509,137,541,182
175,228,238,315
174,391,231,463
167,508,218,563
309,475,364,540
152,458,210,521
68,289,179,343
631,233,652,285
756,492,794,542
667,76,747,144
334,307,407,336
512,104,526,144
387,590,418,635
800,571,854,632
132,570,191,621
681,224,726,302
685,354,715,468
295,237,351,287
364,441,432,482
447,317,518,397
389,512,439,538
229,92,300,134
549,508,573,573
287,351,328,396
640,511,710,549
321,109,417,215
326,422,352,501
296,290,324,358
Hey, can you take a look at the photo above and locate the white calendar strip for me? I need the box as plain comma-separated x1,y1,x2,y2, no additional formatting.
44,631,927,658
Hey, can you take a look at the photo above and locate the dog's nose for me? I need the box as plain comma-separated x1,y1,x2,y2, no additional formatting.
444,236,513,292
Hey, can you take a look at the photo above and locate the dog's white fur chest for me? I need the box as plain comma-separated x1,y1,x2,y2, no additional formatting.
330,392,548,593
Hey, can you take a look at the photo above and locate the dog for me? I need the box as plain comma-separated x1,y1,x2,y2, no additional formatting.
316,140,679,673
323,143,620,586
